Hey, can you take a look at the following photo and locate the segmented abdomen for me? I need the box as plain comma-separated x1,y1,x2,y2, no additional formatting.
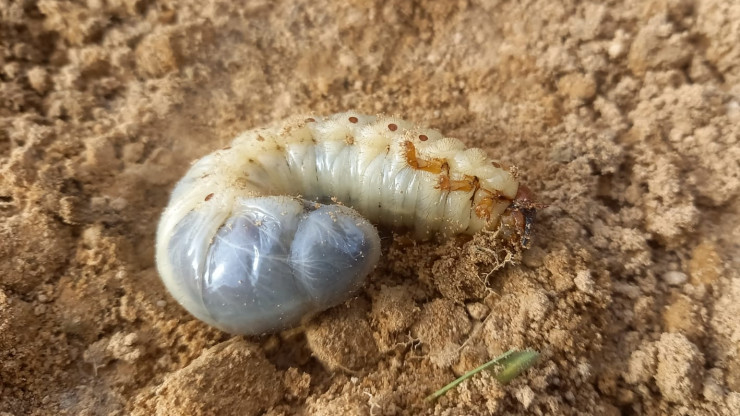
166,112,519,239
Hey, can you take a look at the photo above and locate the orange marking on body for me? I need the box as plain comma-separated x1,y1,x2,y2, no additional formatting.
446,175,477,192
473,188,507,219
474,198,493,219
404,141,484,194
403,141,446,174
437,174,451,190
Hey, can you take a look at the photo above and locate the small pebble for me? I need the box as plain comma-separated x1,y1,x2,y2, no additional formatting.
574,270,595,294
608,41,624,59
663,271,688,286
465,302,489,320
515,385,535,409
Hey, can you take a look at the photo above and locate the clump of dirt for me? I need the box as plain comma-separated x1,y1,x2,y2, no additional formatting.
1,0,739,415
132,338,284,415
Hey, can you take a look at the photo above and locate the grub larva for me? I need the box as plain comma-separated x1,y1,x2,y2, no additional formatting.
156,112,536,335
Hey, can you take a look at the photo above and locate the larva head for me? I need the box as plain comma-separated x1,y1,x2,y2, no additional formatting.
159,196,381,335
499,184,538,248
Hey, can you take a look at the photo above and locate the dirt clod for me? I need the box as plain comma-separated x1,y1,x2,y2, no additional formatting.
305,299,379,372
655,333,705,404
133,338,283,416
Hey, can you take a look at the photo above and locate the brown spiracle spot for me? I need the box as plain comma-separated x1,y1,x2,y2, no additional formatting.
419,134,428,141
388,123,398,131
349,116,358,123
306,117,316,122
256,136,265,142
205,193,214,201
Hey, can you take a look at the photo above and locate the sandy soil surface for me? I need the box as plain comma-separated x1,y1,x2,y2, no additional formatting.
2,0,740,414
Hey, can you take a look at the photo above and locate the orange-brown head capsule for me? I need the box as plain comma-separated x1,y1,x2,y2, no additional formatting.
502,184,538,248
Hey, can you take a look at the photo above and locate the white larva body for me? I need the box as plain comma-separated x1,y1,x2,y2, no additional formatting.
157,112,527,335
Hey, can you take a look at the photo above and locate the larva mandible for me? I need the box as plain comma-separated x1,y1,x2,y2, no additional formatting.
156,112,536,335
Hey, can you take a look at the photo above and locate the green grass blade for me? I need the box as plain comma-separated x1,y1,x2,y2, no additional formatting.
491,349,540,384
425,349,540,402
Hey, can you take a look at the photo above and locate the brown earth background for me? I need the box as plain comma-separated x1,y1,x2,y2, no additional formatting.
2,0,740,414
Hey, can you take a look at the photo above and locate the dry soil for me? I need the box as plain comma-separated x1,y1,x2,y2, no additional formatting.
1,0,740,415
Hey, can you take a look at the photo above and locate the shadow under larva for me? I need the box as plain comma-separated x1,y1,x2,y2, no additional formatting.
155,112,537,335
